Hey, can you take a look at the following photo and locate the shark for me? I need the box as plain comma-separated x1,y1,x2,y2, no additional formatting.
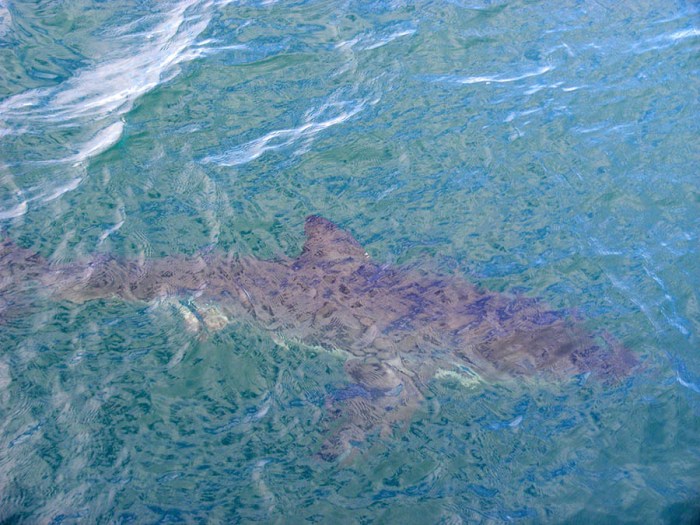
1,216,637,459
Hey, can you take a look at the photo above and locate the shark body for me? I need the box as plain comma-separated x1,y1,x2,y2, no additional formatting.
1,216,636,459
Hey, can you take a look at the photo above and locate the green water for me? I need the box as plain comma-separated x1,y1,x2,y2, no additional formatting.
0,0,699,522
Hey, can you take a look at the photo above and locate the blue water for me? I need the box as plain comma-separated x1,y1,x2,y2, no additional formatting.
1,0,699,522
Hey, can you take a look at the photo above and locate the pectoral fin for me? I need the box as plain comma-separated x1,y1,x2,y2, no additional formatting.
318,358,422,461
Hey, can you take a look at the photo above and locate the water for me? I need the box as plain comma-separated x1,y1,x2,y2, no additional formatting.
1,0,699,522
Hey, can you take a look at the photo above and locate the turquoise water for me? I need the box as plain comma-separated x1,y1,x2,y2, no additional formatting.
1,0,699,522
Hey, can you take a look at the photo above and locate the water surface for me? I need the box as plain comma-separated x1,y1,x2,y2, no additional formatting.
1,0,699,522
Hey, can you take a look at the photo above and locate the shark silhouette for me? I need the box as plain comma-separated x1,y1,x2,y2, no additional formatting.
1,216,637,459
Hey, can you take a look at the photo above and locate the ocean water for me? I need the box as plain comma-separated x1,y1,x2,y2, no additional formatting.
0,0,699,522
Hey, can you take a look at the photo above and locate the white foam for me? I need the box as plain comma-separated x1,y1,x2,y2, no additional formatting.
454,65,554,85
524,84,546,95
508,415,523,428
1,1,210,123
0,200,27,220
504,107,541,123
204,98,366,166
245,396,271,422
335,26,416,52
0,0,233,204
41,178,82,203
72,121,125,166
21,121,125,169
523,80,563,95
631,27,700,55
668,28,700,41
677,372,700,394
98,220,125,245
335,36,360,51
363,28,416,50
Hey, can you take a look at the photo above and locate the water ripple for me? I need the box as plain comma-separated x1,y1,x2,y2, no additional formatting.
442,65,554,86
0,0,235,216
202,95,369,166
336,23,417,52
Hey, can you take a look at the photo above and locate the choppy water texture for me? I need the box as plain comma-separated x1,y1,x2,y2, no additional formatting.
0,0,699,523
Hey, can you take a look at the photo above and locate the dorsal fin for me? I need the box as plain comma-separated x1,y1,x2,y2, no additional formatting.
300,215,369,263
